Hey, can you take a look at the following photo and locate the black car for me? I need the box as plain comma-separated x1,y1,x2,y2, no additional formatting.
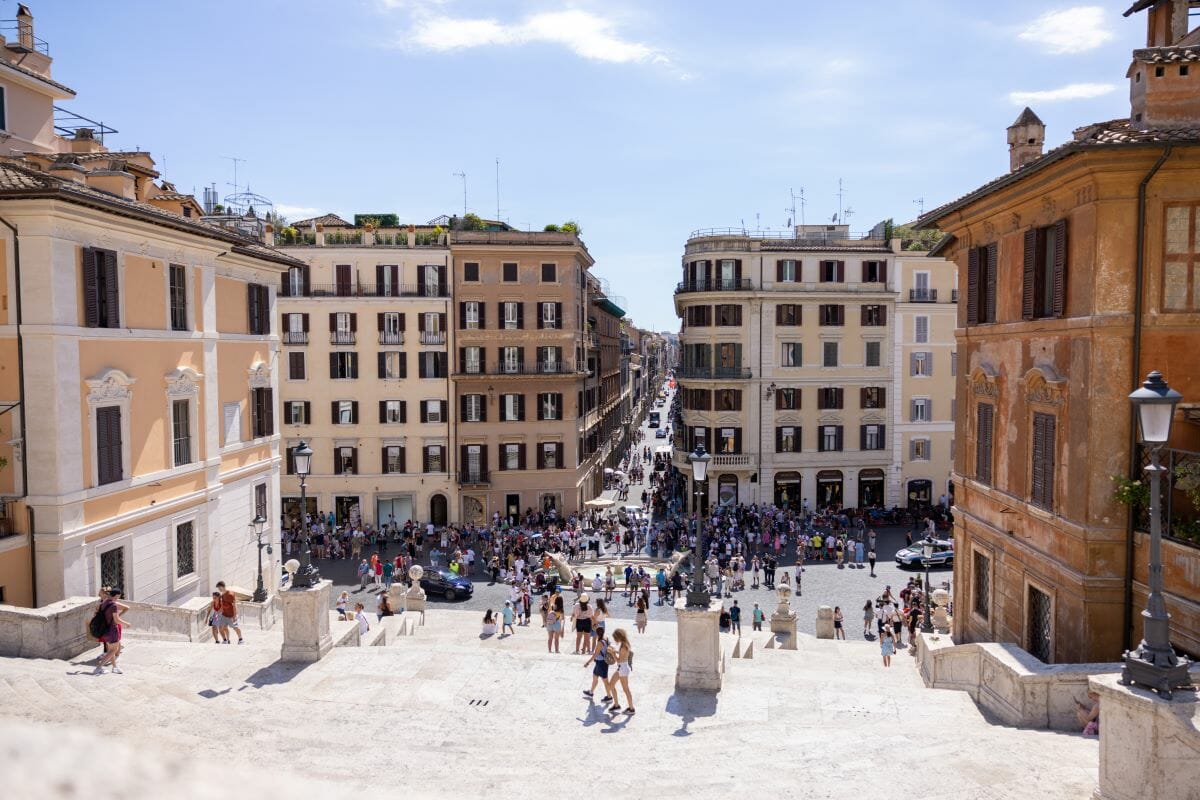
420,568,474,601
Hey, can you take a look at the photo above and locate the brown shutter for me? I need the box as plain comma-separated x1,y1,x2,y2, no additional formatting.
399,313,406,331
966,247,980,325
879,306,887,326
440,313,447,331
376,264,384,288
304,401,311,421
329,313,336,332
479,303,486,329
836,260,845,282
460,394,468,422
101,250,119,328
331,401,339,424
264,389,274,435
518,443,527,471
459,302,466,329
835,426,844,451
378,312,385,331
379,400,387,423
397,352,406,379
516,303,524,329
879,261,887,284
985,242,998,323
390,265,399,296
302,265,311,296
1022,228,1037,320
860,387,868,408
350,448,358,474
1052,218,1067,318
537,444,545,470
301,313,309,332
350,400,357,424
860,424,867,449
860,305,868,326
518,394,526,421
776,260,783,282
861,261,870,282
82,248,99,327
382,447,389,474
416,267,425,295
1031,414,1046,504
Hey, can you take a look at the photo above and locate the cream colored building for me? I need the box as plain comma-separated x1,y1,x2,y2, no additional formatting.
273,234,456,528
892,250,957,507
0,6,292,606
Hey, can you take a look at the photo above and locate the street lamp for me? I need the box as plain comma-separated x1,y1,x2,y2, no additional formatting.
290,440,321,589
686,443,711,608
1122,370,1190,698
920,533,936,633
249,513,269,602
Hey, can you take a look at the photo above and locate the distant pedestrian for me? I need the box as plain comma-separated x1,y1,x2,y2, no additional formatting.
863,600,875,638
868,547,877,577
752,603,764,632
501,601,516,637
215,581,243,644
729,600,741,635
635,595,648,634
94,589,130,674
880,627,895,667
207,592,222,643
833,606,845,640
354,602,370,638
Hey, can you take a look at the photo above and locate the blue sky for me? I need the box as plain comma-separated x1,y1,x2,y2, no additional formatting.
35,1,1144,330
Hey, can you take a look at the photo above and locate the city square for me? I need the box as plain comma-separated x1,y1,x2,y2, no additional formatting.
1,2,1199,799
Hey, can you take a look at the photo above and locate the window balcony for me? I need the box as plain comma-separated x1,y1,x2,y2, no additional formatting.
286,283,450,298
909,289,938,302
330,332,356,345
420,331,447,345
283,331,308,345
379,331,404,345
675,279,753,294
458,469,490,486
676,366,752,380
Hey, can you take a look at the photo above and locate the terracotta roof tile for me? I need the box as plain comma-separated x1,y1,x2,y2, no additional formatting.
291,213,351,228
0,58,74,95
1132,46,1200,63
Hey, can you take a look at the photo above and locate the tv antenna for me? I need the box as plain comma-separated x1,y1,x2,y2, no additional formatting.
221,155,245,196
836,178,847,225
495,158,501,222
914,197,926,216
453,171,467,217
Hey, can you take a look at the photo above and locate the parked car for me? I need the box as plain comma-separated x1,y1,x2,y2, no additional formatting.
895,539,954,568
420,568,474,601
655,428,668,439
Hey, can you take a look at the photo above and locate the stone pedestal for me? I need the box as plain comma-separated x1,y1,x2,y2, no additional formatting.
770,605,798,651
403,586,427,618
1090,673,1200,800
815,605,835,639
674,597,723,691
387,582,407,615
280,579,333,663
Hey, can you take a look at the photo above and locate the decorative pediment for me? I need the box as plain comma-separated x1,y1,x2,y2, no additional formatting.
165,367,202,398
969,364,1000,398
818,412,844,424
1022,366,1066,406
861,412,887,425
247,361,272,389
85,368,136,406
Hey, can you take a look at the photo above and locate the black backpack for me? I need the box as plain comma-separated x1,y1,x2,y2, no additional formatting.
88,605,110,639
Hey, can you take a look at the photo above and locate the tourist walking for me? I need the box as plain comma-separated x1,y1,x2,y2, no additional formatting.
93,588,130,674
207,591,222,643
752,603,764,632
862,599,875,638
634,595,648,634
608,628,635,714
833,606,845,640
880,627,895,667
572,594,592,653
583,630,614,703
354,602,370,638
546,600,562,652
215,581,244,644
729,600,741,635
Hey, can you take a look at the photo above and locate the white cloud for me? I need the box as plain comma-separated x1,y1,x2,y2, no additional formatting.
275,204,322,220
1018,6,1114,54
1008,82,1117,104
404,9,675,70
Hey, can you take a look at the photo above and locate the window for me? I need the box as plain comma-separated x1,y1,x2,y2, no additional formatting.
819,304,844,326
973,551,990,620
686,306,712,327
463,262,480,281
717,259,740,289
463,301,482,330
539,301,562,330
951,352,958,377
1163,204,1200,311
819,425,843,452
688,426,708,453
861,260,886,283
500,393,525,422
865,341,881,367
538,392,563,421
223,402,241,446
501,443,524,471
330,312,356,344
976,403,994,485
1030,412,1056,510
285,266,306,297
251,388,274,438
776,259,798,282
822,341,838,367
330,352,358,379
379,312,404,344
775,388,799,410
503,262,518,282
172,399,191,466
500,347,522,374
96,405,123,485
861,424,885,451
716,304,742,326
967,243,998,324
910,438,931,460
911,398,931,422
819,260,844,282
541,263,556,282
175,521,195,578
502,301,522,330
82,247,119,328
288,351,306,380
915,315,929,343
422,400,446,423
718,427,739,454
716,343,741,371
715,389,741,411
247,283,269,335
383,445,405,474
538,442,562,469
776,426,798,453
284,313,308,344
1182,64,1191,77
817,387,843,410
418,352,446,378
860,387,885,409
781,342,802,367
334,446,357,475
287,401,310,425
332,400,358,425
169,264,187,331
910,351,932,377
378,351,405,380
423,445,444,473
861,305,886,326
1023,221,1067,320
776,304,800,326
100,547,125,596
462,346,483,374
538,346,562,372
419,264,444,296
379,400,405,424
462,394,485,422
1027,585,1052,663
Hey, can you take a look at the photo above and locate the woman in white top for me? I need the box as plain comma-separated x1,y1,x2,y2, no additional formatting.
592,599,608,648
608,628,635,714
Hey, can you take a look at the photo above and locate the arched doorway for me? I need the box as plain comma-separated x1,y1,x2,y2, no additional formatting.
430,494,448,526
858,469,885,509
717,474,738,507
816,470,843,510
774,472,801,510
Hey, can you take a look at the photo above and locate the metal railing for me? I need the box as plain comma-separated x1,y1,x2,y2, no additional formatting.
676,366,753,380
458,470,490,485
379,332,404,345
459,362,583,376
2,21,49,54
330,332,356,345
1136,445,1200,546
420,331,446,345
909,289,938,302
282,331,308,345
285,283,449,298
675,279,753,294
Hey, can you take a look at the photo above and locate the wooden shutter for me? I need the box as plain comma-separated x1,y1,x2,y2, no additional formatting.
734,428,742,453
302,265,311,296
349,447,357,475
263,389,274,436
350,400,358,424
985,242,998,323
518,443,527,471
860,387,869,408
966,247,980,325
537,444,546,470
329,312,336,332
82,248,100,327
247,283,259,334
878,305,886,325
375,264,385,288
377,352,386,378
101,250,119,328
96,406,122,484
331,401,340,424
303,401,311,422
836,260,845,282
555,443,564,468
879,261,887,285
460,394,468,422
379,401,387,423
459,302,467,329
1022,228,1037,320
537,304,544,330
775,427,783,452
418,313,426,332
776,260,784,282
536,394,544,421
286,446,296,475
909,439,917,460
416,267,426,295
516,303,524,329
301,313,309,332
1052,219,1067,318
860,425,867,450
861,261,870,282
479,303,486,329
420,402,428,423
517,394,526,421
976,403,994,484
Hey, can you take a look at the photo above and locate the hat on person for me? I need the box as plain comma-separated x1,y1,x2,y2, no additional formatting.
580,593,590,603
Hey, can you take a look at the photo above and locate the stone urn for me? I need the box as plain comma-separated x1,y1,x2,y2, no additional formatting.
931,587,951,632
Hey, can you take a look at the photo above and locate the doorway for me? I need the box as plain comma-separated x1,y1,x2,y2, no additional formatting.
774,472,801,510
505,493,520,525
858,469,885,509
335,495,361,526
377,496,413,529
430,494,448,527
816,470,844,510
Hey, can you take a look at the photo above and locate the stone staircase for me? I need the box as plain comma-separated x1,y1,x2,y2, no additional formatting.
0,608,1100,799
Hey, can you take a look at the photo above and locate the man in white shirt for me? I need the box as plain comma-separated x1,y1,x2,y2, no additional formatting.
354,603,369,638
591,574,603,594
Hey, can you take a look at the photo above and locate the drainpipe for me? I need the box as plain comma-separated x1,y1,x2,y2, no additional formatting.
0,213,33,606
757,255,764,505
1123,144,1173,653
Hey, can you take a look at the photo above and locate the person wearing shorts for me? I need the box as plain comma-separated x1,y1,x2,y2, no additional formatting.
215,581,243,644
583,631,613,703
572,595,592,654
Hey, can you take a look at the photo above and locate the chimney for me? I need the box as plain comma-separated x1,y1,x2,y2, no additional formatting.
1007,107,1045,172
48,154,86,185
69,128,105,155
85,159,136,200
16,4,33,51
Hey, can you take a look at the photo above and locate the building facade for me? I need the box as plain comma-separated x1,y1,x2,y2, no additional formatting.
920,0,1200,662
0,7,291,606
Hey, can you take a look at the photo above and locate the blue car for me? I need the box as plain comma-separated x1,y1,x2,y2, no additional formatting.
420,568,474,601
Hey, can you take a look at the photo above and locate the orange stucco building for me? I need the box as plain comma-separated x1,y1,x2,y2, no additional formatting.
921,0,1200,662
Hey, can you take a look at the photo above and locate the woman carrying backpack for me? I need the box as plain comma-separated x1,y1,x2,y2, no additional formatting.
93,589,130,674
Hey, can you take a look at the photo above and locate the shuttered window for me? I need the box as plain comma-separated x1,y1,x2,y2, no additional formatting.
819,304,844,326
382,446,406,474
169,264,188,331
975,402,994,486
247,283,269,335
1022,220,1068,320
776,304,800,326
1030,412,1056,510
96,405,123,485
822,341,838,367
817,387,843,410
967,243,998,324
251,388,274,438
171,398,191,466
82,248,120,328
865,341,881,367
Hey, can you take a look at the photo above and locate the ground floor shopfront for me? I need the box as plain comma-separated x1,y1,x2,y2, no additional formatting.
281,478,455,530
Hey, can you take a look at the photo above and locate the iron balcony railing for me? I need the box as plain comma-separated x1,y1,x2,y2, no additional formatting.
458,469,490,485
675,279,754,294
282,331,309,345
676,366,753,380
281,283,449,298
458,362,583,376
330,332,356,345
379,332,404,345
909,289,938,302
1135,445,1200,547
420,331,447,345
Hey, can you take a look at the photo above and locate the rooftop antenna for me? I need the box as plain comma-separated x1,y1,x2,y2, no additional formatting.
786,188,797,235
495,158,501,222
221,155,245,197
755,212,760,232
844,207,855,226
836,178,847,225
799,187,806,227
914,196,926,216
453,171,467,217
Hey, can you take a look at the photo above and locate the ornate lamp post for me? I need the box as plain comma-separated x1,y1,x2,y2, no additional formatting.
249,513,269,602
1122,370,1190,698
290,441,321,589
920,534,936,633
686,443,711,608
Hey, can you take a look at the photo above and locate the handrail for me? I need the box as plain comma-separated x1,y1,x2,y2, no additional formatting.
675,279,753,294
689,227,877,241
282,283,449,298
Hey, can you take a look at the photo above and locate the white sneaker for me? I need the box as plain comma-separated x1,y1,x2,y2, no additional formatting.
110,665,122,674
92,664,105,675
